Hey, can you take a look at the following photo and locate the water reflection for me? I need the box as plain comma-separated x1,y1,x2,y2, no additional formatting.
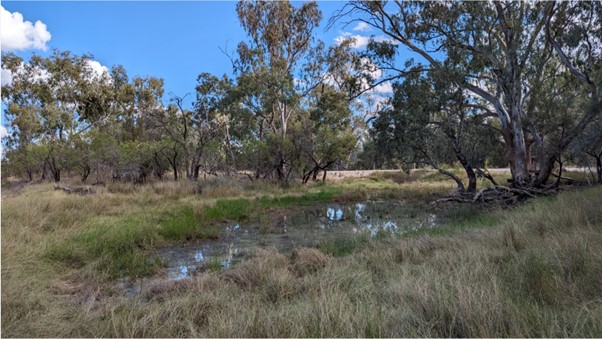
155,201,442,282
326,207,344,222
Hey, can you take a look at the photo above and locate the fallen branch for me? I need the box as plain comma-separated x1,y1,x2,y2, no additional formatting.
54,185,95,196
493,185,537,198
550,173,574,182
472,187,489,203
432,184,558,207
430,194,473,206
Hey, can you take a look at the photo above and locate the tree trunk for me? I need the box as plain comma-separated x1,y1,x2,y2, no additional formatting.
50,158,61,183
534,156,556,187
52,168,61,183
192,165,201,181
312,169,319,181
451,139,477,193
187,158,201,181
41,159,48,181
594,154,602,184
302,168,314,184
465,165,477,193
502,126,530,187
81,164,91,183
554,158,563,188
173,162,178,181
275,158,286,181
429,162,466,193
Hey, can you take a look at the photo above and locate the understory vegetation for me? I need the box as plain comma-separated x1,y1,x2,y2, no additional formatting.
2,172,601,337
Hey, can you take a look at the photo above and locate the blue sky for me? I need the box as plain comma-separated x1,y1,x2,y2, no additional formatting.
1,1,359,108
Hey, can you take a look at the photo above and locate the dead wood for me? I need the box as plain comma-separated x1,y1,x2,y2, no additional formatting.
431,184,558,206
54,185,95,196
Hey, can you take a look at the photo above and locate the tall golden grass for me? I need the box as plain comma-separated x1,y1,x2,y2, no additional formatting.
2,175,601,337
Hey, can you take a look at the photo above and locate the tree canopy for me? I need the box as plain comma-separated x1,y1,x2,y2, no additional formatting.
2,0,601,189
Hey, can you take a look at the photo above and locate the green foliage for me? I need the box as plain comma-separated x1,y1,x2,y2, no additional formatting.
158,206,219,240
347,1,602,186
200,187,343,223
202,199,251,222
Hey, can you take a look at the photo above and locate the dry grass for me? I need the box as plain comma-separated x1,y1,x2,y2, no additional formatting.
2,176,601,337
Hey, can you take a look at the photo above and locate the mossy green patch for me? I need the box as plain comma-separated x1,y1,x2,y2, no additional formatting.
158,205,219,240
202,198,251,222
46,214,161,278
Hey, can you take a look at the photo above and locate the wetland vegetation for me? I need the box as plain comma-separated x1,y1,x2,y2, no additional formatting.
2,170,602,337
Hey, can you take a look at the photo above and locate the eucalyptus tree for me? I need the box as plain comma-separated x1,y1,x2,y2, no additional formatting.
233,0,329,181
147,73,232,181
373,69,501,193
332,1,601,188
192,73,234,177
1,50,112,181
540,1,602,185
571,117,602,184
297,86,357,183
232,0,363,183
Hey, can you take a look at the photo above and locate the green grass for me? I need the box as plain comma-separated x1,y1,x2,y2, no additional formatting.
44,204,222,278
258,187,343,207
45,213,161,278
201,198,251,222
159,205,220,240
200,187,344,224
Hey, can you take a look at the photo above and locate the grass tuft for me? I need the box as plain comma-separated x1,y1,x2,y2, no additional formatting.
318,234,370,257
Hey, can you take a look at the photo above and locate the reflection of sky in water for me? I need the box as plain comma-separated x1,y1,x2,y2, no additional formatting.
156,201,442,283
355,203,365,222
324,203,402,237
175,265,189,280
326,207,344,221
418,214,437,229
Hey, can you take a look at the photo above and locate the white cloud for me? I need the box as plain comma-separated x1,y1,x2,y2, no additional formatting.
1,6,51,51
335,33,370,49
2,59,111,91
373,82,393,94
31,65,50,84
1,67,12,87
335,33,397,49
352,22,370,32
85,60,110,81
359,57,382,79
0,125,8,139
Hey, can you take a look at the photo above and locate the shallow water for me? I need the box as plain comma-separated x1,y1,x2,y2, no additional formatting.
155,200,439,281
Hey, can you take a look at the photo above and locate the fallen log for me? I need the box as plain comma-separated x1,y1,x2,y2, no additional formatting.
54,185,95,195
429,195,472,206
431,184,558,206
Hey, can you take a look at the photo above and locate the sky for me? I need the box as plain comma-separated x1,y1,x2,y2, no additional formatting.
0,1,399,138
